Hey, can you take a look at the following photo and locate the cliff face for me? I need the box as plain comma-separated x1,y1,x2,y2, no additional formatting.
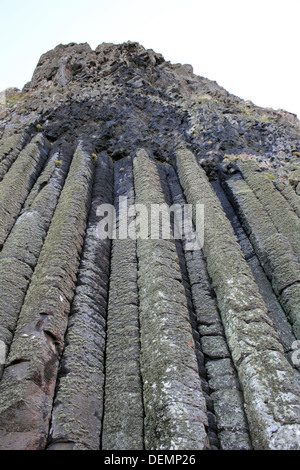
0,41,300,451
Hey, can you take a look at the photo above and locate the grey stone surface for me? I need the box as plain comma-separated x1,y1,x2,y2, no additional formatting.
166,164,251,450
0,142,95,449
237,159,300,262
223,173,300,341
101,157,144,450
0,134,50,248
134,149,209,450
0,41,300,451
176,145,300,450
0,131,29,181
48,152,113,450
0,141,72,370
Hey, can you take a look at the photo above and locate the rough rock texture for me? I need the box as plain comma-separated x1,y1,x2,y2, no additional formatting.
0,41,300,450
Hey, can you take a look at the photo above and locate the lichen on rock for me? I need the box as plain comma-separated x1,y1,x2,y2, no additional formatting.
0,41,299,450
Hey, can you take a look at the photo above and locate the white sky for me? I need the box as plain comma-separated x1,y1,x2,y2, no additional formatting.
0,0,299,117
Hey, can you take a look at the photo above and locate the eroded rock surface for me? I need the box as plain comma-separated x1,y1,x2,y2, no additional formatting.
0,41,300,450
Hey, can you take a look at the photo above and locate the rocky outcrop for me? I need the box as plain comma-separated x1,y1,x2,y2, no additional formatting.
0,41,300,450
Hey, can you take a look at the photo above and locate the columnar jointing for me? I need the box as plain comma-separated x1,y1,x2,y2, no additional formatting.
101,157,144,450
48,152,113,450
0,134,50,249
166,165,252,450
175,145,300,450
0,131,30,182
220,167,300,341
1,40,300,452
212,179,300,376
0,141,72,376
133,149,209,450
0,142,95,450
236,160,300,340
275,180,300,219
237,160,300,262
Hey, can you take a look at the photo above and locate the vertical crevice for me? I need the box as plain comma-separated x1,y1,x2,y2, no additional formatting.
158,160,220,448
99,157,115,451
165,161,252,449
134,148,209,450
214,173,300,383
0,141,96,450
47,150,113,450
175,144,300,450
101,156,144,450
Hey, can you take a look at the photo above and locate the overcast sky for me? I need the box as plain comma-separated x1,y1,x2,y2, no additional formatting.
0,0,299,118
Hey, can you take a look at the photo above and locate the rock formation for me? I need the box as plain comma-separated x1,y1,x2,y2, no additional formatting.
0,41,300,450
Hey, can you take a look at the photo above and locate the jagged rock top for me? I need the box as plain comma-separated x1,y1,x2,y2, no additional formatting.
27,41,165,90
1,41,300,177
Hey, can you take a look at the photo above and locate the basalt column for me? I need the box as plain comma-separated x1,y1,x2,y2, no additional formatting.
101,157,144,450
220,171,300,341
166,165,252,450
0,39,300,452
0,141,72,372
133,148,209,450
48,152,113,450
176,144,300,450
0,134,50,248
0,131,30,182
0,142,95,450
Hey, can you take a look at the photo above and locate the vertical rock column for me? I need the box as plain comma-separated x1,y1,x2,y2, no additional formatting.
221,173,300,340
48,152,114,450
235,161,300,337
213,178,299,372
0,134,50,249
158,162,221,449
134,149,209,450
102,157,144,450
274,180,300,218
237,160,300,262
0,142,73,371
0,142,95,450
167,166,252,450
176,145,300,450
0,131,30,182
